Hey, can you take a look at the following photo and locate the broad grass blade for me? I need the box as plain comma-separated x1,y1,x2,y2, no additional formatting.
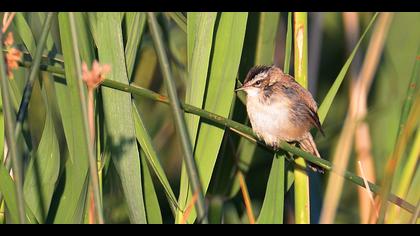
95,12,146,223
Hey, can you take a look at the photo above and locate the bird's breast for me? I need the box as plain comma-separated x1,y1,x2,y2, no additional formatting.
246,97,306,146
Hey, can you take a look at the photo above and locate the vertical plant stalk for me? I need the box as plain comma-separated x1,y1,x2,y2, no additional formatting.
0,32,25,224
87,89,96,224
147,12,208,224
293,12,310,224
68,12,104,224
320,12,393,224
82,61,109,224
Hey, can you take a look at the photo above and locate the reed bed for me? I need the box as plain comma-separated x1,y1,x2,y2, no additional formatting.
0,12,418,224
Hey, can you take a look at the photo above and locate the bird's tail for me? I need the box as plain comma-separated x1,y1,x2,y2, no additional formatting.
298,133,325,173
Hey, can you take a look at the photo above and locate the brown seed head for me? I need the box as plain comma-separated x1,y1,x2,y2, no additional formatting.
82,60,111,90
4,32,22,79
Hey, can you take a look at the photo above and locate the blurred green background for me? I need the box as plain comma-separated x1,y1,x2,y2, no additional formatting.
0,12,419,224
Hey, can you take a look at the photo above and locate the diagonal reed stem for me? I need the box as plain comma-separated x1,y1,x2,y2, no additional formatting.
11,57,418,215
147,12,208,224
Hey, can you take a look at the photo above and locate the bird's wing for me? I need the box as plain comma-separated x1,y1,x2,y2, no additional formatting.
305,106,325,136
292,79,325,136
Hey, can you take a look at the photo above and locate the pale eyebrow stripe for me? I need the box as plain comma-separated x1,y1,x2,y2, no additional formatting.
250,72,268,84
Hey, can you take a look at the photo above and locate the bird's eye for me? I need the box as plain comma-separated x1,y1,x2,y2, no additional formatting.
255,80,261,86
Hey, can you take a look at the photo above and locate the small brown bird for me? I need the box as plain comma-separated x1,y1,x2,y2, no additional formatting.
236,65,325,173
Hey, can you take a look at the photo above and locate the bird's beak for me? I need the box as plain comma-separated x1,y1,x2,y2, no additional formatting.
235,86,245,92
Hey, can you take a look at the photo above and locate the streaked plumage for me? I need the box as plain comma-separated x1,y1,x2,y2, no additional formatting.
238,65,325,173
